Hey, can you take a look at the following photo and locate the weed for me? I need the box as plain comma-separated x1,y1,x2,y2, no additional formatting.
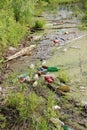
58,70,70,84
36,118,48,130
0,114,6,129
8,92,39,122
33,20,45,30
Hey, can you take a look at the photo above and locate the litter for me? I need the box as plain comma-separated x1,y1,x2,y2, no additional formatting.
57,86,70,92
45,76,54,83
42,65,48,69
64,31,68,35
47,67,60,72
53,38,60,44
62,125,71,130
18,74,30,83
52,105,61,110
34,74,39,80
40,59,46,65
30,64,35,69
33,81,38,87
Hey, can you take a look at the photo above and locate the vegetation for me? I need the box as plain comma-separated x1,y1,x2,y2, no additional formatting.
0,0,87,130
0,0,84,51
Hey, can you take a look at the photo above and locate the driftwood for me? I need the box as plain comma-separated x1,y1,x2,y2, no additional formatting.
5,45,36,62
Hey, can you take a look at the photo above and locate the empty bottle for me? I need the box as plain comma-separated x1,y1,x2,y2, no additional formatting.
47,67,60,72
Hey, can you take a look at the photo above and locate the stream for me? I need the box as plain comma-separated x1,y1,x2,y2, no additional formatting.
4,5,87,103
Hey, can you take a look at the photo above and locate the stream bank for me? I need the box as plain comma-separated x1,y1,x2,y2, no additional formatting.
0,4,87,130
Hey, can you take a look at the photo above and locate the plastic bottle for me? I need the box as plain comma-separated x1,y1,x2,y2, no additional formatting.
62,125,71,130
47,67,60,72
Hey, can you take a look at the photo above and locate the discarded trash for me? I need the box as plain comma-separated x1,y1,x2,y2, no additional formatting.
80,86,85,92
64,31,68,35
30,64,35,69
53,38,60,44
52,105,61,110
18,74,30,83
62,125,71,130
39,67,47,73
45,76,54,83
42,65,48,69
47,67,60,72
57,86,70,92
38,71,47,76
33,81,38,87
40,59,46,65
34,74,39,80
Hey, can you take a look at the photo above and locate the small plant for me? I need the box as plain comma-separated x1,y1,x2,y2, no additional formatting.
58,70,70,84
8,92,39,121
45,92,56,119
0,114,6,129
37,118,48,130
33,20,45,29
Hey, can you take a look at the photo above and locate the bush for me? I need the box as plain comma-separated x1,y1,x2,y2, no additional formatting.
8,92,39,121
0,10,26,48
33,20,45,29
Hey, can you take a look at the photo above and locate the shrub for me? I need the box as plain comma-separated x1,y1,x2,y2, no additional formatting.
8,92,39,121
33,20,45,29
0,9,26,48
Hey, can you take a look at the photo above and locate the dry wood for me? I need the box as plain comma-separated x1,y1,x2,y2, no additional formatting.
5,45,36,62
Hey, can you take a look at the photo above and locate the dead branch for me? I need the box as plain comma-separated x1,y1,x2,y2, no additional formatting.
5,45,36,62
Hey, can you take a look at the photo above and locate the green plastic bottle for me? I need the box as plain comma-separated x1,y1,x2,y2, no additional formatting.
47,67,60,72
62,125,71,130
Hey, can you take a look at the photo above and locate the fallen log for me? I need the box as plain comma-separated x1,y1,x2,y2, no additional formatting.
5,45,36,62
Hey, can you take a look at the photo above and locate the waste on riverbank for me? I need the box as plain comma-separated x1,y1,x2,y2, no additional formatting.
44,76,55,83
18,73,30,83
